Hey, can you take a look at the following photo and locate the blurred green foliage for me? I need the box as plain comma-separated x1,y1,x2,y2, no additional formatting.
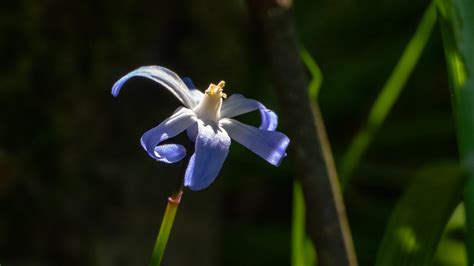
375,162,464,266
437,0,474,263
0,0,465,265
338,3,437,188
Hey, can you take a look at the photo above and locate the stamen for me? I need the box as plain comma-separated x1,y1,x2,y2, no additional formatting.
205,80,227,98
217,80,225,88
194,80,228,122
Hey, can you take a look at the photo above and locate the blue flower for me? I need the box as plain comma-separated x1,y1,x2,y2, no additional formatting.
112,66,290,191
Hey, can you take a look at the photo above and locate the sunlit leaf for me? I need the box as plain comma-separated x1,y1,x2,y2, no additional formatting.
437,0,474,262
434,203,467,266
375,162,465,266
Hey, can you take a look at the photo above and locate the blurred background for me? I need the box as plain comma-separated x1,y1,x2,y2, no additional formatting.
0,0,465,265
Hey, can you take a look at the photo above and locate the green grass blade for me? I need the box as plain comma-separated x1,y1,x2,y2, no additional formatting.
300,48,323,101
339,3,437,189
437,0,474,263
291,48,323,266
375,163,465,266
292,182,306,266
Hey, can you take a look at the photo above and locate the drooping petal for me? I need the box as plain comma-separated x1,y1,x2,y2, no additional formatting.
184,121,231,191
153,144,187,164
140,107,197,163
220,94,278,131
182,77,196,89
111,66,198,108
182,77,204,102
220,118,289,166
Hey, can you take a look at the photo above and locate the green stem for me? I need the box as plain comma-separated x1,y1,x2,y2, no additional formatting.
149,190,183,266
338,2,437,189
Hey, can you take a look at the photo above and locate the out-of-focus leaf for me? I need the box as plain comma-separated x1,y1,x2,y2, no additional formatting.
434,203,467,266
375,162,465,266
437,0,474,262
304,238,317,266
338,3,437,189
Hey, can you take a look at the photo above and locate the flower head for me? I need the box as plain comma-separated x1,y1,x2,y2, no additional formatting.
112,66,289,191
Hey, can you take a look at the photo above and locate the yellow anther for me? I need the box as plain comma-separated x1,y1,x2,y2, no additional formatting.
217,80,225,88
205,80,227,99
195,80,227,122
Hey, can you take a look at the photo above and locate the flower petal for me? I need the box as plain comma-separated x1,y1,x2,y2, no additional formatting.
111,66,197,108
182,77,204,102
140,107,197,163
186,123,198,142
184,121,231,191
153,144,187,164
220,118,289,166
220,94,278,131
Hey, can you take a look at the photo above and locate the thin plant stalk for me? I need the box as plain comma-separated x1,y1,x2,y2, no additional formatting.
338,2,437,189
149,190,183,266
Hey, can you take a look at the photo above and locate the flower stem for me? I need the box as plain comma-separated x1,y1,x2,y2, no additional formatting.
149,190,183,266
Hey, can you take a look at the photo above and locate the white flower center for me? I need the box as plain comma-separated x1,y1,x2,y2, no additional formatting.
193,80,227,123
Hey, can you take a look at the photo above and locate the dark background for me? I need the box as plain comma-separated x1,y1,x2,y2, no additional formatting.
0,0,463,265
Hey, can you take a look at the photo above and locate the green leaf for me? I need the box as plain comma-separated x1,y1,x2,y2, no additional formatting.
434,203,467,265
375,162,465,266
437,0,474,263
338,3,437,189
